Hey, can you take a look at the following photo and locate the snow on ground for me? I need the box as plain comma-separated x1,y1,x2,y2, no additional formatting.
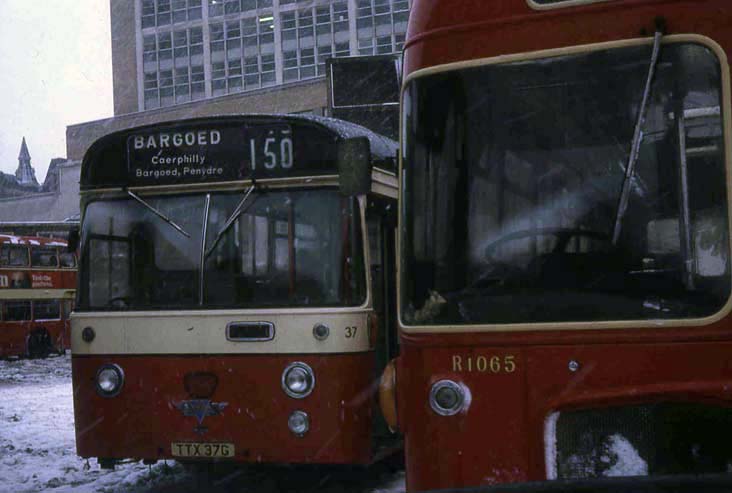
0,354,405,492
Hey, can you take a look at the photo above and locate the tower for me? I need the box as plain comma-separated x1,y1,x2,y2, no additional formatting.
16,137,39,187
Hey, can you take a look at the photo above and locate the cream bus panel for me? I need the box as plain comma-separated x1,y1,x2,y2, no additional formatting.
71,310,371,355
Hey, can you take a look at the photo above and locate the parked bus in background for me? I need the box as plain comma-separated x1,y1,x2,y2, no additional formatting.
71,115,399,468
0,235,76,358
382,0,732,490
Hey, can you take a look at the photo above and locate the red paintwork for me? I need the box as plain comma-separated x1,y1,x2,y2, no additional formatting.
0,270,77,290
72,353,376,464
0,236,75,357
400,0,732,491
0,319,66,358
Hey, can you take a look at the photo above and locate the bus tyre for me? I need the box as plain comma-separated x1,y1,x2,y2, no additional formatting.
27,329,52,359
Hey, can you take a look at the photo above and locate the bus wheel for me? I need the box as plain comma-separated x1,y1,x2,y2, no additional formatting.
27,329,52,359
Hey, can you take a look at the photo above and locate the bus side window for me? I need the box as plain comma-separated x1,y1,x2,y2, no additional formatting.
368,217,384,314
31,247,58,268
1,245,29,267
59,250,77,268
5,301,31,322
34,300,61,320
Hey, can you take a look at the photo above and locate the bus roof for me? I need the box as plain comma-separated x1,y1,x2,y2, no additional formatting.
81,114,397,190
403,0,727,76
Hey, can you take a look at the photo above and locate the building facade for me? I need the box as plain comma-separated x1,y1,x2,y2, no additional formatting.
67,0,409,162
113,0,409,115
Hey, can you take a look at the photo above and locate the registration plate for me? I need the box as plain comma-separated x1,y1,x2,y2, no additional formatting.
171,442,235,458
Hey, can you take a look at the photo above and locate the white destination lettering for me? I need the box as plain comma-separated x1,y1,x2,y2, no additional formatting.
132,130,223,150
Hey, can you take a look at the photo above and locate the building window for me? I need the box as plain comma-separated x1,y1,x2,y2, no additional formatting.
356,0,408,55
279,1,350,84
209,12,273,94
142,0,156,28
139,0,410,109
157,0,172,26
143,0,201,27
209,0,272,18
144,26,206,109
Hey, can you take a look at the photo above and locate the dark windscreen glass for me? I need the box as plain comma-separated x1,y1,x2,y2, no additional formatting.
402,42,729,325
204,189,365,307
79,195,205,310
78,189,365,310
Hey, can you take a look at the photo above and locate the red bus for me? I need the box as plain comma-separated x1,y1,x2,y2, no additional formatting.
384,0,732,490
71,115,399,469
0,235,76,358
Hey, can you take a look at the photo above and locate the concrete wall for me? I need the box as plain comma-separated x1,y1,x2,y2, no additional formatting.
110,0,138,115
66,78,327,161
0,162,81,222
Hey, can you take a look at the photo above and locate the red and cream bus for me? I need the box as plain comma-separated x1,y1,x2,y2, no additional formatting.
0,234,76,358
384,0,732,490
71,115,399,469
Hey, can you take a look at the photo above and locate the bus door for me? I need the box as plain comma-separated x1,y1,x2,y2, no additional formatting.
4,300,32,356
367,197,398,440
33,299,63,354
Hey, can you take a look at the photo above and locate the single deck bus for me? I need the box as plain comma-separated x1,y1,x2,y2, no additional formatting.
71,115,399,468
0,234,76,358
380,0,732,490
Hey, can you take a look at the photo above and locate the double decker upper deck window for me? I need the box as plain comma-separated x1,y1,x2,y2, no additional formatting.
0,245,28,267
401,41,729,325
31,247,58,268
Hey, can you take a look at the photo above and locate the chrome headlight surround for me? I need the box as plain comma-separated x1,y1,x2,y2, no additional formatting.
95,364,125,398
281,362,315,399
429,379,465,416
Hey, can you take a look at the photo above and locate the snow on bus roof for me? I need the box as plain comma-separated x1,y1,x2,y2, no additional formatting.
0,234,67,247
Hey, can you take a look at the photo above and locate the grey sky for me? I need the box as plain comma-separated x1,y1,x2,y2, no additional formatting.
0,0,113,183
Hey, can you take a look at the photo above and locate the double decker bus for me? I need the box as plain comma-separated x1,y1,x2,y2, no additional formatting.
386,0,732,490
71,115,399,468
0,235,76,358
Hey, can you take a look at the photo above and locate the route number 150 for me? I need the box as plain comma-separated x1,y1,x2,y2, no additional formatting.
249,137,293,170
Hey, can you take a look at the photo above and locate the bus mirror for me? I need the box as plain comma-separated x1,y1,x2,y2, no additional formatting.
338,137,372,196
67,228,79,252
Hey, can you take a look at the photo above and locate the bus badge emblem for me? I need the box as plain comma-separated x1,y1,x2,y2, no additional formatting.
174,399,228,434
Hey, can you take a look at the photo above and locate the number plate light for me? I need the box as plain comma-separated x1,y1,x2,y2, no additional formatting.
288,410,310,437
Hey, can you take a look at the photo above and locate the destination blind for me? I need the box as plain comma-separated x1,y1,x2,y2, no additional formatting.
126,122,338,186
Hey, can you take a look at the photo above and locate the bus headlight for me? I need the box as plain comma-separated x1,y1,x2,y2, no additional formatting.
96,364,124,398
282,362,315,398
429,380,465,416
288,410,310,436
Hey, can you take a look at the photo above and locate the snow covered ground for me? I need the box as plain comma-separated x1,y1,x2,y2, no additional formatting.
0,354,405,492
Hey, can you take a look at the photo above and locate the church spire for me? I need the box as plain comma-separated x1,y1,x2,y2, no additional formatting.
16,137,38,187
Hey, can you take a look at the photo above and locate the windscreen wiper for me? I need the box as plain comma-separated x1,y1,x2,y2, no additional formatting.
127,190,191,238
611,30,663,245
204,185,256,258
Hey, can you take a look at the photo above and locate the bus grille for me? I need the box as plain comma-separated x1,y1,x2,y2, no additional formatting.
546,403,732,480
